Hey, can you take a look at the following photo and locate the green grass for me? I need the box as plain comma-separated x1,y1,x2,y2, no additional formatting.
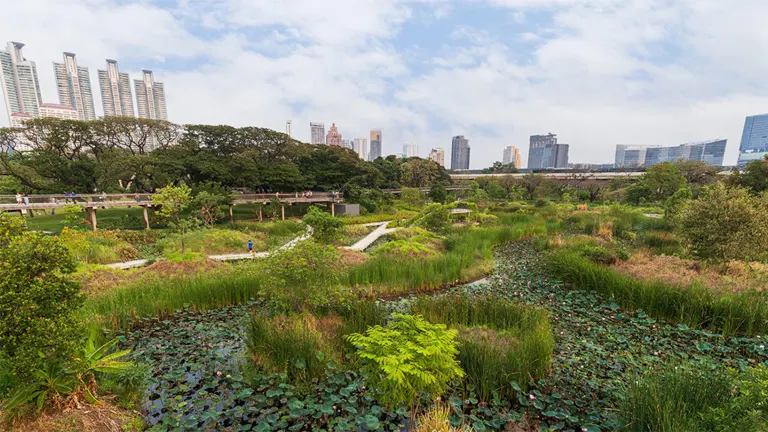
618,366,733,432
347,220,551,293
24,207,148,233
156,228,261,255
411,295,554,400
548,250,768,336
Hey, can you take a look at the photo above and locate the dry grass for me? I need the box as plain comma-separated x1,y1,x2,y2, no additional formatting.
80,259,228,294
336,249,369,268
596,221,614,242
1,401,143,432
615,250,768,294
415,403,474,432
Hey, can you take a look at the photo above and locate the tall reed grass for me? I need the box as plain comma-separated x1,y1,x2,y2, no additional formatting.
347,221,550,293
548,251,768,336
618,366,733,432
411,296,554,399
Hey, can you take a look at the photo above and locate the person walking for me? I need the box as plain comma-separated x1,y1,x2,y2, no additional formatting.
247,239,254,254
64,191,70,204
22,193,29,205
71,191,77,203
15,192,22,205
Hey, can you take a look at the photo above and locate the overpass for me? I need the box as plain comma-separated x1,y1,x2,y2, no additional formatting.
450,171,733,181
0,192,342,231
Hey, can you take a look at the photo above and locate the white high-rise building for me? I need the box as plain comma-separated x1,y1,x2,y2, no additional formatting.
310,122,325,145
53,52,96,121
0,41,43,121
429,148,445,167
134,70,167,120
98,59,134,117
286,120,292,137
403,142,418,158
354,137,369,160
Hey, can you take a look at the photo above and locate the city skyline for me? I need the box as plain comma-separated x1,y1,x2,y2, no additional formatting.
1,41,167,126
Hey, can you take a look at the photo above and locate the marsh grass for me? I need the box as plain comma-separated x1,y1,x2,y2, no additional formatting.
348,221,550,294
549,250,768,336
412,296,554,399
618,366,732,432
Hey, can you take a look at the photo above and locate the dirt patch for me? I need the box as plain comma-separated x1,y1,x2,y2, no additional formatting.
2,402,143,432
81,259,228,294
615,251,768,294
336,249,369,268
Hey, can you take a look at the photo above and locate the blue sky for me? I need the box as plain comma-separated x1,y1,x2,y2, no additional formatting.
2,0,768,168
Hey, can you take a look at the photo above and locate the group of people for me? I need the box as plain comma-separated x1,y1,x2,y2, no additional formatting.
14,193,29,205
300,191,314,198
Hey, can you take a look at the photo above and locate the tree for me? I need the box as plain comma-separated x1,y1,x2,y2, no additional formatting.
400,187,424,206
0,213,83,375
677,183,768,267
519,174,545,200
481,161,519,174
345,314,463,411
429,183,448,204
191,190,232,227
302,206,343,243
674,160,720,185
637,163,687,202
730,155,768,195
664,187,692,226
151,184,196,252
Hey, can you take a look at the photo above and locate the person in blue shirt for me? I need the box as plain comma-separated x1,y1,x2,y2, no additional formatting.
247,240,253,254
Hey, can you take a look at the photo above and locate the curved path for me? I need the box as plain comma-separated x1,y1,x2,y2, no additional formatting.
343,221,396,251
106,227,313,270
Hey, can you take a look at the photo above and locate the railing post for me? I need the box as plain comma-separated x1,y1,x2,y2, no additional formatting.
142,206,150,230
229,205,234,223
87,207,98,231
281,204,285,221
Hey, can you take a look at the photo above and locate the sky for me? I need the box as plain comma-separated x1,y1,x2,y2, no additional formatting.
1,0,768,168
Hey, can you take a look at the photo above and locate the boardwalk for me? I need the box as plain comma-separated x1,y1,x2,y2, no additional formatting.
344,222,396,252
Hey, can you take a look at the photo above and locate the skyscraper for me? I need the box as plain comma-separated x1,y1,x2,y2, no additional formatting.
0,41,43,120
341,139,354,150
286,120,292,137
326,123,342,146
528,134,569,169
739,114,768,167
354,137,369,160
310,122,325,144
451,136,470,170
54,52,96,121
503,146,522,168
97,59,134,118
429,148,445,167
134,70,167,120
403,142,418,158
369,129,382,161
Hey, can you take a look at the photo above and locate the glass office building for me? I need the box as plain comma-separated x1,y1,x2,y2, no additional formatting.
739,114,768,168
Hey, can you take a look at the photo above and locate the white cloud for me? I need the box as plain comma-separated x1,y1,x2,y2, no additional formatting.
0,0,766,168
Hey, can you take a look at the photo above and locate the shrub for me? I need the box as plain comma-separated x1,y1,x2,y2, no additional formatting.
346,314,463,410
698,366,768,431
678,184,768,266
302,206,343,243
579,245,617,265
151,184,198,253
0,216,83,376
411,203,452,234
663,187,692,226
191,191,232,227
400,187,424,206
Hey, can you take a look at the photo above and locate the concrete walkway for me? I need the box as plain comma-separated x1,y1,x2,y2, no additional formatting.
344,222,396,252
106,227,313,269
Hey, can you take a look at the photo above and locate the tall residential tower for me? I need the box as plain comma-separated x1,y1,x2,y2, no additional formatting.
310,122,325,144
0,41,43,120
134,70,167,120
54,52,96,120
429,148,445,167
369,130,382,161
503,146,521,168
97,59,134,117
528,134,569,169
451,136,470,170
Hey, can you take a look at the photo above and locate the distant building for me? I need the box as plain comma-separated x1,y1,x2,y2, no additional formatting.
286,120,292,137
403,142,418,158
134,70,167,121
326,123,342,146
0,41,43,120
429,148,445,167
355,137,369,160
451,136,471,170
503,146,522,168
310,122,325,145
54,52,96,120
39,103,79,120
98,59,134,118
528,134,569,169
369,129,382,161
614,140,727,168
8,112,33,151
739,114,768,167
341,139,354,150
